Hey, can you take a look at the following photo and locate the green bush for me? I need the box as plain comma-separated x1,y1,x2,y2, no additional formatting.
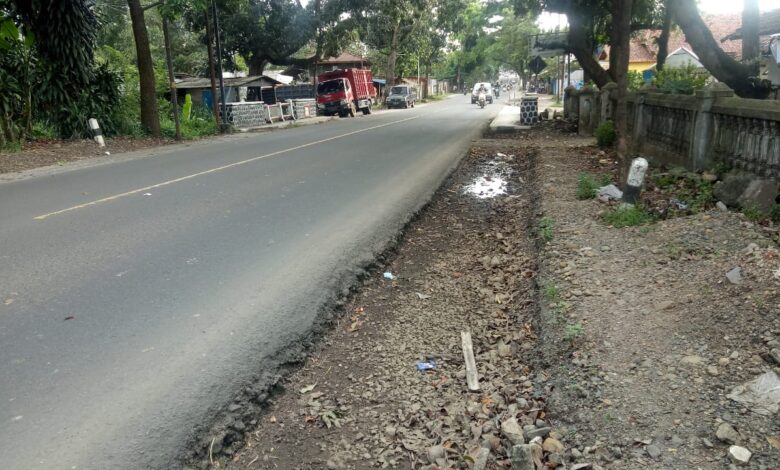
576,173,612,200
602,205,656,227
30,121,58,140
627,70,645,91
653,64,708,95
159,99,217,140
596,120,616,148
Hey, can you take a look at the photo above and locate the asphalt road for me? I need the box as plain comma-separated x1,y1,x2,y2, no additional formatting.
0,96,498,469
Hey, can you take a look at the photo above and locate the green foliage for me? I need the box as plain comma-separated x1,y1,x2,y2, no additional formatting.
182,94,193,122
30,121,57,140
653,64,708,94
50,63,123,138
544,284,559,302
576,173,612,200
10,0,99,90
159,99,217,140
770,204,780,223
602,205,656,227
595,120,616,148
208,0,314,73
564,323,584,341
539,217,554,242
649,169,716,213
742,204,765,222
627,70,645,91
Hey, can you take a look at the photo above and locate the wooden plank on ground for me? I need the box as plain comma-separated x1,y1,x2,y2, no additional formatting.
461,331,480,391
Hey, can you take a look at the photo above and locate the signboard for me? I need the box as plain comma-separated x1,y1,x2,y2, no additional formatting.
528,56,547,75
530,31,568,58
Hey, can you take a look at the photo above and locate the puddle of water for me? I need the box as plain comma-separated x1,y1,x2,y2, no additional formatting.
465,160,512,198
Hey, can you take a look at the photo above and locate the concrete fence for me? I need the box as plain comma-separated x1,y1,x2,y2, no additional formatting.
564,82,780,178
221,99,317,130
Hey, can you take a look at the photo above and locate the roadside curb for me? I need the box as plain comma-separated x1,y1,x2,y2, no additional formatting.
489,104,529,133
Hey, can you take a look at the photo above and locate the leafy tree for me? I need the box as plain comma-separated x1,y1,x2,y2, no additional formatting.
346,0,428,92
1,0,122,142
488,10,538,82
205,0,314,75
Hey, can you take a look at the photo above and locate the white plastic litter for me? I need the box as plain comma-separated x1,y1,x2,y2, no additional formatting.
726,371,780,415
597,184,623,203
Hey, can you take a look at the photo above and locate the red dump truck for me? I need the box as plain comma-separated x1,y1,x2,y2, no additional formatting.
316,68,376,117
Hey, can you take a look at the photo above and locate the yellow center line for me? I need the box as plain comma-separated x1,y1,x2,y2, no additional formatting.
34,115,421,220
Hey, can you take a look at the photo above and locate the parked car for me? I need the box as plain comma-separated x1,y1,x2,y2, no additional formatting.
471,83,494,104
386,85,418,109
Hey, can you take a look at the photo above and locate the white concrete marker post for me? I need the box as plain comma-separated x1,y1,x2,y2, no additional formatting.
88,118,105,148
622,157,648,205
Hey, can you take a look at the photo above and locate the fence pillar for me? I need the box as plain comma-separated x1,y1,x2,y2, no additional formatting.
564,85,579,121
578,84,597,136
691,82,734,171
600,82,618,123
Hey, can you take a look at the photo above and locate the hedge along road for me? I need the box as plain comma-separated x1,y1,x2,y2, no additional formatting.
0,96,499,469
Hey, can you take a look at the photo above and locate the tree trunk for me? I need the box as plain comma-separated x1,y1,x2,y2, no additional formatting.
608,44,618,83
127,0,160,137
248,58,267,76
670,0,769,98
656,2,673,71
612,0,633,185
568,13,612,88
205,9,220,128
742,0,760,64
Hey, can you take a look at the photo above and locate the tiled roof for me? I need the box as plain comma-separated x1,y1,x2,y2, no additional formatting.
175,75,282,89
318,53,370,65
722,8,780,40
603,13,747,63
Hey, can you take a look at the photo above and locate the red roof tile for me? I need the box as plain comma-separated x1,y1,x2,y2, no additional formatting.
603,13,750,63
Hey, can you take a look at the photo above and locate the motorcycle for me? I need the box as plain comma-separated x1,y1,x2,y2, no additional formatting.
477,91,486,108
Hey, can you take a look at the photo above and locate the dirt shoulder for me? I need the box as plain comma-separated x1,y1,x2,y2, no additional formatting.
190,123,780,470
0,136,171,174
198,135,557,470
535,127,780,469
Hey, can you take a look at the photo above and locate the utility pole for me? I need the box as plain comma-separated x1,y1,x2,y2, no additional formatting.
417,57,420,99
205,8,220,128
211,0,228,129
162,17,181,141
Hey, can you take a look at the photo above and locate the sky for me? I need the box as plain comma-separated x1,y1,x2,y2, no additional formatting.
538,0,780,31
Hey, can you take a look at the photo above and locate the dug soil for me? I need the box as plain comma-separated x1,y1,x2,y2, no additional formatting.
201,123,779,470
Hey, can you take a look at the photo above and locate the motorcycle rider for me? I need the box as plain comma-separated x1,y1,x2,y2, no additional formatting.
477,84,487,107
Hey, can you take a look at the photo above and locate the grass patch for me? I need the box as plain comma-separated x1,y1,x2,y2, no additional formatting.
647,167,717,215
743,204,765,222
565,323,584,341
576,173,612,200
739,204,780,224
602,205,656,227
539,217,554,242
545,284,559,302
